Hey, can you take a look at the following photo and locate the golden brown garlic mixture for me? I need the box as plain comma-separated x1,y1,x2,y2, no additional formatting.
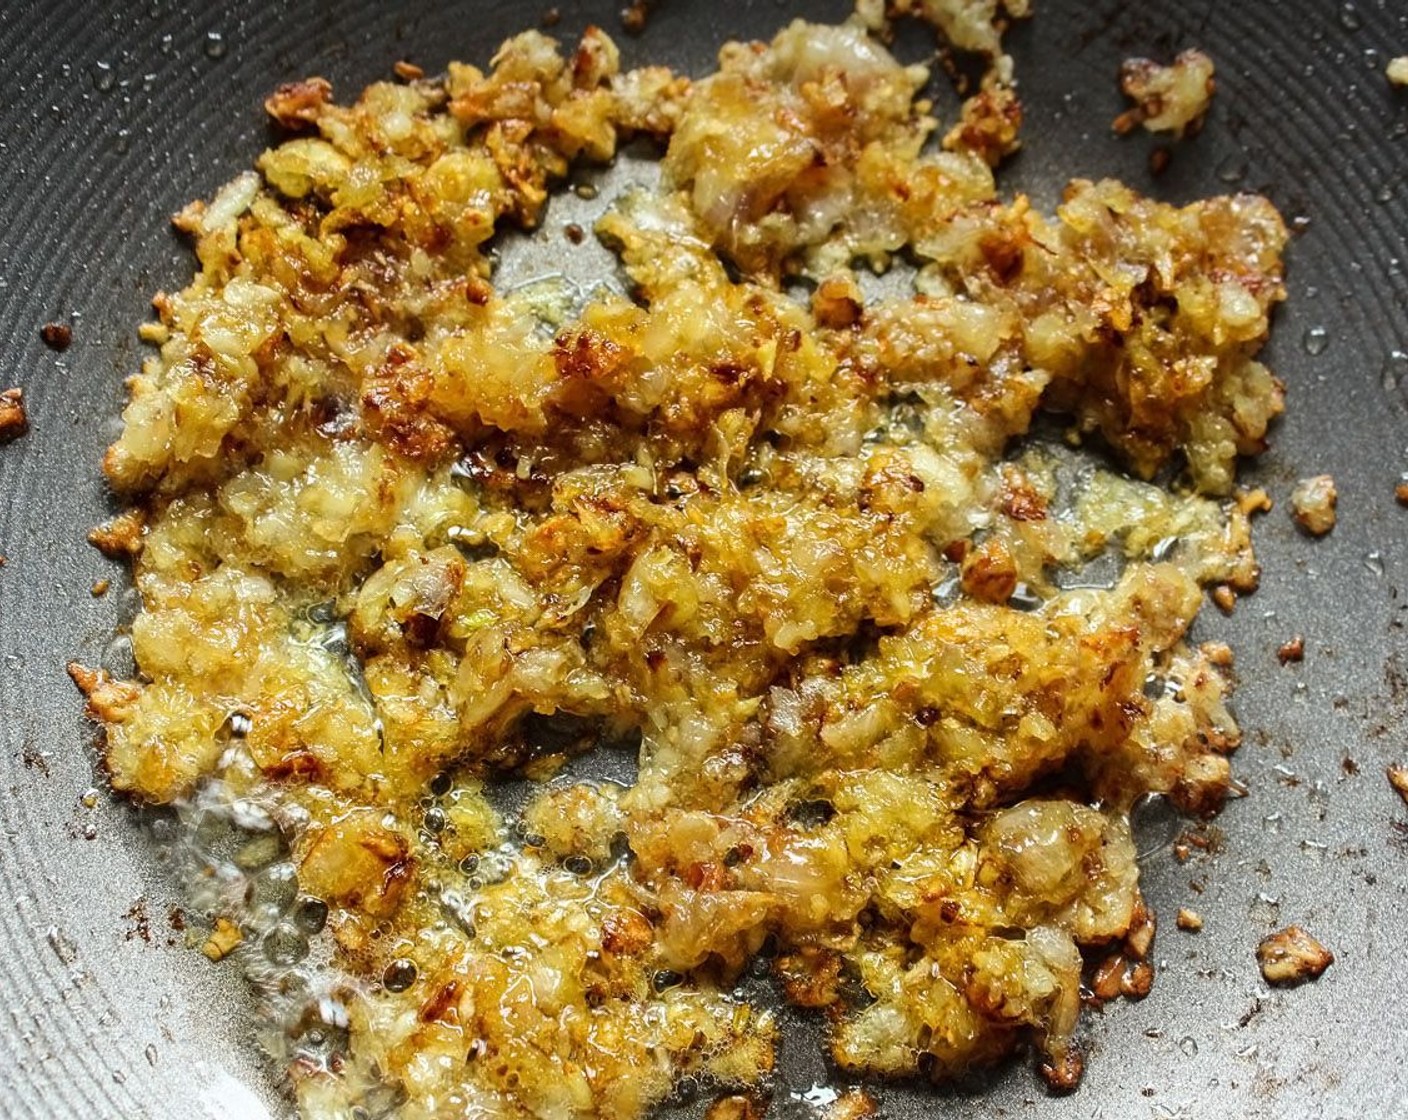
74,9,1288,1119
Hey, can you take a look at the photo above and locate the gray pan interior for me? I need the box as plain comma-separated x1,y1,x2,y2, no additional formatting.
1,1,1407,1117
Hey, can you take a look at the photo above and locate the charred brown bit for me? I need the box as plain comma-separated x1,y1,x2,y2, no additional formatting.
1201,640,1234,667
86,508,145,558
1395,480,1408,506
91,578,111,597
264,76,333,129
0,387,27,442
1040,1046,1084,1093
41,321,73,350
1277,635,1305,664
621,0,652,34
1114,50,1216,138
706,1097,766,1120
1256,925,1333,986
1291,474,1337,536
1387,764,1408,806
80,10,1289,1118
824,1090,879,1120
943,84,1023,166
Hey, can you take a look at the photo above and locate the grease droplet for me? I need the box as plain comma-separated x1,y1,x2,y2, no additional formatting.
1363,551,1385,576
1302,326,1329,355
263,925,309,966
1178,1035,1199,1057
92,62,115,92
204,31,227,59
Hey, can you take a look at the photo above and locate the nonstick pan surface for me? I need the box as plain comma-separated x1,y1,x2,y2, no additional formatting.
1,1,1406,1117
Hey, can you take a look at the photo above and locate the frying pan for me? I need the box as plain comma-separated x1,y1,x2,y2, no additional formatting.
1,0,1406,1116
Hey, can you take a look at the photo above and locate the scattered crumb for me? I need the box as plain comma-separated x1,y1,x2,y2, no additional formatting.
1113,49,1216,138
1256,925,1333,986
1148,145,1171,176
393,60,424,81
564,222,585,244
1236,487,1273,515
1039,1047,1084,1093
123,897,153,944
91,578,111,597
1089,946,1153,1002
706,1097,765,1120
1277,635,1305,664
1388,764,1408,806
1212,584,1236,614
621,0,652,35
264,76,334,130
1388,56,1408,87
1176,908,1203,932
822,1090,878,1120
1124,900,1155,960
1121,961,1154,999
202,916,243,961
0,387,28,442
1201,640,1234,667
87,508,146,558
1290,474,1337,536
138,321,169,344
40,322,73,350
1090,952,1124,1000
1395,481,1408,506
